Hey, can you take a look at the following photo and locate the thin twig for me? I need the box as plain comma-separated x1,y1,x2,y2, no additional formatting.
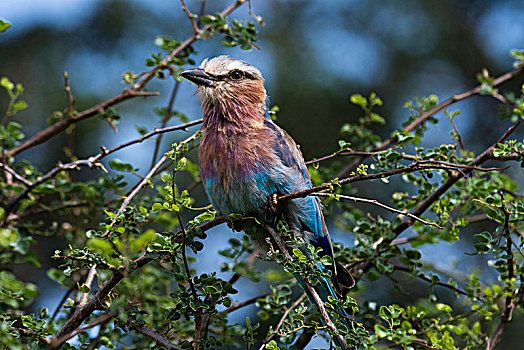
447,111,465,153
258,293,307,350
355,120,521,279
262,224,348,349
150,81,181,169
101,131,199,238
7,90,159,158
224,291,271,314
102,153,170,238
51,309,119,348
313,192,443,230
180,0,201,34
63,72,74,118
7,0,247,158
486,204,519,350
0,162,32,186
176,209,202,350
393,265,469,297
336,65,524,178
4,119,202,216
278,161,499,204
50,285,76,325
132,324,184,350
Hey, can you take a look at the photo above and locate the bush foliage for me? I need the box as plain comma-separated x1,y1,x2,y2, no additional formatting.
1,1,524,349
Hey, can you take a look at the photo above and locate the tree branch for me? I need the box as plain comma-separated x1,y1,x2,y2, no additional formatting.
312,192,443,229
262,224,348,349
132,324,184,350
6,0,247,158
180,0,201,34
356,120,521,277
335,65,524,178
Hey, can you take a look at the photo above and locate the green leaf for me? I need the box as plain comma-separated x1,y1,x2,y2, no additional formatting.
379,305,392,320
374,324,389,338
0,19,11,33
320,255,333,265
436,303,452,313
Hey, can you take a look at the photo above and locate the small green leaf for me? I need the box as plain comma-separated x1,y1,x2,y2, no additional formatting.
0,19,11,33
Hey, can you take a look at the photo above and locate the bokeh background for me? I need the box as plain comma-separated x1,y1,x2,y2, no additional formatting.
1,0,524,348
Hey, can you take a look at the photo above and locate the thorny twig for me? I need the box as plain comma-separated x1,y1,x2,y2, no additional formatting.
312,192,444,229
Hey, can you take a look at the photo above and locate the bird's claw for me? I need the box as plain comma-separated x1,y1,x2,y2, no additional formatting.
268,193,278,212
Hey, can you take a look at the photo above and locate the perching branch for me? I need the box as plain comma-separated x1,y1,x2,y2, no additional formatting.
312,192,444,230
278,160,504,204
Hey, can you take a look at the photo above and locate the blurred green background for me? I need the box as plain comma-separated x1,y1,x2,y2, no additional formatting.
1,0,523,348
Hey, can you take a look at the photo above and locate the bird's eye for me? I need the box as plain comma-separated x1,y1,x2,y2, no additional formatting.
230,70,243,80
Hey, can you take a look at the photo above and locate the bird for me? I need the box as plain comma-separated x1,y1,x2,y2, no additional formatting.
180,56,355,346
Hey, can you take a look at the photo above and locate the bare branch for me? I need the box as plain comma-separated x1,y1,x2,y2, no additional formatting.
312,192,443,229
150,80,181,169
0,161,32,186
6,90,159,157
180,0,201,34
132,324,184,350
78,265,97,307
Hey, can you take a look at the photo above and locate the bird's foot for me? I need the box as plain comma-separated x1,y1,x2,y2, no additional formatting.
268,193,278,213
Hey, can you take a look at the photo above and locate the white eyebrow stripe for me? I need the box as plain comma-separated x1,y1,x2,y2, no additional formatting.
199,55,263,81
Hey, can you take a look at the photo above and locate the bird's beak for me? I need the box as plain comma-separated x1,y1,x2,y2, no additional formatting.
180,68,215,87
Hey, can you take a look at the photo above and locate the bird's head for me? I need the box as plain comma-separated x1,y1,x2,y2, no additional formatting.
180,56,266,111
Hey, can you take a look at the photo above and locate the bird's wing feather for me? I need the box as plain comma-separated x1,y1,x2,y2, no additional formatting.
265,118,355,294
264,120,333,249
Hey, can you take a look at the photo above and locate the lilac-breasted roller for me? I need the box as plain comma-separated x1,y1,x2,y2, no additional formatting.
181,56,354,344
